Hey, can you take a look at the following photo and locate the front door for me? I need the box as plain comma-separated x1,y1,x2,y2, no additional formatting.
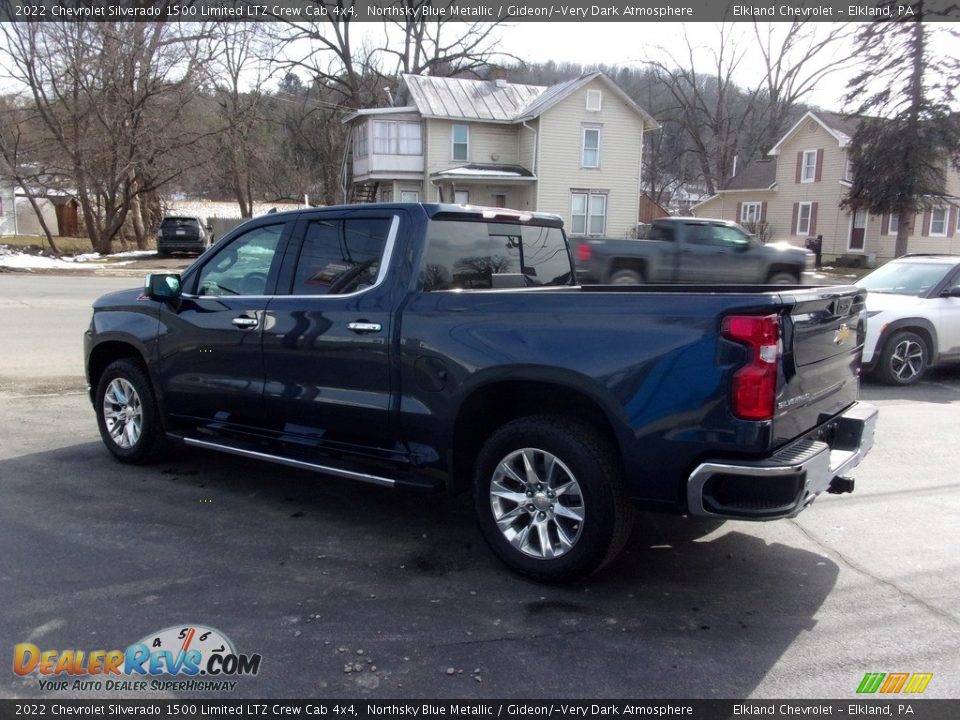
158,221,290,430
849,209,867,251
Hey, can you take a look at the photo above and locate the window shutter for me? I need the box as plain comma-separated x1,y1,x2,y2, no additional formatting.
736,202,742,222
907,212,917,234
882,213,890,235
795,153,803,184
949,208,957,238
922,210,931,237
791,203,799,235
815,149,824,182
809,203,818,236
760,202,767,223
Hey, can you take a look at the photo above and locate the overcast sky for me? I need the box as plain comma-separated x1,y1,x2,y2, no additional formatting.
491,21,957,112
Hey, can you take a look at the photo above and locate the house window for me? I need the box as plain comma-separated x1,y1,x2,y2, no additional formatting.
380,188,393,202
492,193,507,208
586,89,602,112
888,213,899,236
373,121,422,155
582,128,601,168
571,191,607,235
454,190,469,205
452,125,469,161
797,201,813,235
844,154,853,181
741,202,762,223
354,123,368,158
801,149,817,183
400,190,419,203
930,208,948,237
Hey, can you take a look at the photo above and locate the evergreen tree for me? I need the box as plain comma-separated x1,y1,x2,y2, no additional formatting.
843,1,960,257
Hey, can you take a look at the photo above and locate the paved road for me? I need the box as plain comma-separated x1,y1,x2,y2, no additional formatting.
1,274,958,700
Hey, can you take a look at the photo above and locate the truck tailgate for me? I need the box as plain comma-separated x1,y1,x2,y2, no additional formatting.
774,286,867,446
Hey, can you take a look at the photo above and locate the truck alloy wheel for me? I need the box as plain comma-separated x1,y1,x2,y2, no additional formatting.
473,415,632,581
94,359,168,463
102,377,143,449
488,448,585,560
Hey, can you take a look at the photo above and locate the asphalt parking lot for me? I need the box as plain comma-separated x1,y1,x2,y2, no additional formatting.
1,273,958,700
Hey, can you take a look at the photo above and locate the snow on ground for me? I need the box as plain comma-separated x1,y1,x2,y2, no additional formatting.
0,245,140,270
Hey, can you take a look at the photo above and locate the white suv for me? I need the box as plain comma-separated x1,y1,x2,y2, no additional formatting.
858,255,960,385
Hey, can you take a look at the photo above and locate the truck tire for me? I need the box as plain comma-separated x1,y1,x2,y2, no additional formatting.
767,272,798,285
609,269,644,285
876,330,928,385
94,359,169,464
473,415,633,582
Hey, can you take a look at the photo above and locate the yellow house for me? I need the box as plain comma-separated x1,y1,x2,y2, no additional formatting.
693,110,960,262
342,73,659,239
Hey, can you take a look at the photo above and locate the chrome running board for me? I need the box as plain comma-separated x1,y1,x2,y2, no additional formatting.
175,435,396,488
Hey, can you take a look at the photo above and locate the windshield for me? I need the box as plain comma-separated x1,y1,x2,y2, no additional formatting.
857,261,952,296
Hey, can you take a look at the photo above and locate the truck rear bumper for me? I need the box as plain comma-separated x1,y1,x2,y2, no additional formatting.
686,402,878,520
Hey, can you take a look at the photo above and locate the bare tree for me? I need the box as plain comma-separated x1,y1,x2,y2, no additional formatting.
751,21,856,152
207,24,280,218
0,97,61,254
382,1,519,79
1,22,216,253
646,24,759,195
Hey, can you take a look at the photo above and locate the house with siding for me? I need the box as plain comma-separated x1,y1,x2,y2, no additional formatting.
692,110,960,262
341,72,658,238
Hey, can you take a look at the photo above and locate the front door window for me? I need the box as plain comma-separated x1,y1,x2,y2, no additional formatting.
849,209,867,251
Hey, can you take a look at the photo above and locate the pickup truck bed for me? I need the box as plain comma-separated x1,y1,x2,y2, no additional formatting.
85,203,876,581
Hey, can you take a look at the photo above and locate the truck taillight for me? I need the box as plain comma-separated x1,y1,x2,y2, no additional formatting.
721,313,780,421
576,243,592,263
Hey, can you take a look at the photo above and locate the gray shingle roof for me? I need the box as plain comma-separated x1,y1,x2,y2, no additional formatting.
402,74,545,122
816,111,862,142
724,158,778,190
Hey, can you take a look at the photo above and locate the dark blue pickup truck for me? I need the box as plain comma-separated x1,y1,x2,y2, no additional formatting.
85,203,877,580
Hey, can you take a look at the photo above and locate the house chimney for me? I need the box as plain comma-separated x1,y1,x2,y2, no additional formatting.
732,154,738,177
383,87,394,106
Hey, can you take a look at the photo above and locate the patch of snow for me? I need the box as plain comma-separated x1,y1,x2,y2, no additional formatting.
435,168,525,178
0,245,150,270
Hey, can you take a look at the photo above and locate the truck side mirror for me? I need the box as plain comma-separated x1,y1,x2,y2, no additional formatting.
145,273,182,301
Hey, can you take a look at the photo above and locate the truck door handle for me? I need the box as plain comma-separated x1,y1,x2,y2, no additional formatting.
231,315,259,329
347,321,382,334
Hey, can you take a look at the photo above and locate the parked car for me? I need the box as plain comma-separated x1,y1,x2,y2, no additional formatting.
85,203,876,581
857,254,960,385
156,216,212,256
572,216,814,285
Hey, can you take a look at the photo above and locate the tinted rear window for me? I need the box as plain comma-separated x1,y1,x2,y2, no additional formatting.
422,220,572,291
649,223,675,242
161,217,201,229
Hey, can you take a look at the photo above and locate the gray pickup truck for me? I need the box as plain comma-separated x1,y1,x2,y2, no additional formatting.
573,217,813,285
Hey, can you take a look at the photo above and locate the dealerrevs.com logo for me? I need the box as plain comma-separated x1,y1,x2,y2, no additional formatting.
14,624,261,692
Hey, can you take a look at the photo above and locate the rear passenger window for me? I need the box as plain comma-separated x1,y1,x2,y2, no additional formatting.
292,217,392,295
422,220,572,291
648,223,675,242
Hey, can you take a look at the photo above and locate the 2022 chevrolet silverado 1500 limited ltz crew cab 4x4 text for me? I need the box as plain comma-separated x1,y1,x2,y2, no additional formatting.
85,203,877,580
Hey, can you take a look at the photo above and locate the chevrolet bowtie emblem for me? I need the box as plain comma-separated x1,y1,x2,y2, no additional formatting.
834,323,851,345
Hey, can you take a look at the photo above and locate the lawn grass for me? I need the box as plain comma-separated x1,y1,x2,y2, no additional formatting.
1,235,93,254
0,235,156,256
